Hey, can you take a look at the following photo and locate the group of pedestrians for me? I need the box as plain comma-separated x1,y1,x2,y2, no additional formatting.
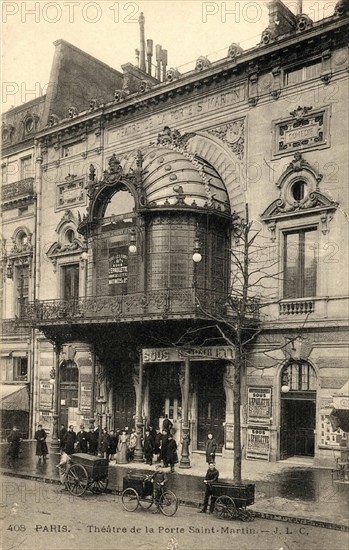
143,425,178,472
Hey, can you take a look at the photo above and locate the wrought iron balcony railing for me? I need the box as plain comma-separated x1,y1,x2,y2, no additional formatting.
20,288,256,326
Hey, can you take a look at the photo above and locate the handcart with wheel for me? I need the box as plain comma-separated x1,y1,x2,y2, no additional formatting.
121,473,178,516
63,453,109,496
211,482,255,521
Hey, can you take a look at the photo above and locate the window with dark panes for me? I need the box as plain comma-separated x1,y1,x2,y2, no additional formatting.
284,227,318,298
147,224,193,290
16,265,29,318
61,264,79,300
13,357,28,381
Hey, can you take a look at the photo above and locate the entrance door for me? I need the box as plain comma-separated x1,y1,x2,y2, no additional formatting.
280,399,315,459
60,361,79,428
114,390,135,430
196,364,225,452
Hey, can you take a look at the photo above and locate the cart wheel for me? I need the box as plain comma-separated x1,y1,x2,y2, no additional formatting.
159,490,178,517
139,496,154,510
239,508,255,522
90,478,109,494
122,488,139,512
214,496,236,520
65,464,89,496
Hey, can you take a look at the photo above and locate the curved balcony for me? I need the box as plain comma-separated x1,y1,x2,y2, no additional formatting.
22,288,234,327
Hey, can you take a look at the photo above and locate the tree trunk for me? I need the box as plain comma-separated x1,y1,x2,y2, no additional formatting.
233,348,242,483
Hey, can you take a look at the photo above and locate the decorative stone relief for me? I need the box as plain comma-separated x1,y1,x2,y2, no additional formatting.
56,174,85,210
274,106,328,156
207,119,244,160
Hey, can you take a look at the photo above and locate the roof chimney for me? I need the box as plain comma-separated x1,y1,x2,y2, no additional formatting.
161,49,168,82
139,12,146,72
146,39,153,76
156,44,162,81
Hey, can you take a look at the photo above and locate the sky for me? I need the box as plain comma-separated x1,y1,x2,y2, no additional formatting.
1,1,336,112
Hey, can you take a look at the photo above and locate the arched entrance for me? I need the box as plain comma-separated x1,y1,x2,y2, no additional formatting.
280,361,316,459
60,360,79,428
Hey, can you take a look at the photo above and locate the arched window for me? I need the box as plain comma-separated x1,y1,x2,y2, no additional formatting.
281,361,316,392
104,189,135,219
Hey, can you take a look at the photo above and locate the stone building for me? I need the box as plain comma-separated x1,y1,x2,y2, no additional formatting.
1,0,348,467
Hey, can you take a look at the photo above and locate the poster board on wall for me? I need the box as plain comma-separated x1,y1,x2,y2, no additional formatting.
247,387,272,425
246,427,270,460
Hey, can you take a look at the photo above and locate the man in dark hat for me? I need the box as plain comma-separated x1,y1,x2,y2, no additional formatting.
77,424,88,453
63,425,77,455
87,426,98,455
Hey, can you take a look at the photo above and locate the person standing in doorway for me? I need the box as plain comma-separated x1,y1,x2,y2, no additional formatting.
198,462,219,513
35,424,48,461
205,432,217,464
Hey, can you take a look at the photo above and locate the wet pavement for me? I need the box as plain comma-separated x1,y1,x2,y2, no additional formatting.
1,441,348,528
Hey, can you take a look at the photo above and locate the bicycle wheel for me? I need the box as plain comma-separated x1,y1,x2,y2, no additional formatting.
139,495,154,510
65,464,89,497
122,488,139,512
159,490,178,517
214,496,236,520
90,477,109,494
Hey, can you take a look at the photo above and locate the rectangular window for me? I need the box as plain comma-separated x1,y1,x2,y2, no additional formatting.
16,265,29,318
283,228,318,299
61,141,84,158
13,357,28,381
1,164,6,184
285,59,322,85
61,264,80,300
20,156,33,179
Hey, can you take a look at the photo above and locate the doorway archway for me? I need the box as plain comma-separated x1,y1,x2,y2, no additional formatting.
280,360,316,459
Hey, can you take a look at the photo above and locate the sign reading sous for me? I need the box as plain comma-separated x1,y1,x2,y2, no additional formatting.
142,346,235,363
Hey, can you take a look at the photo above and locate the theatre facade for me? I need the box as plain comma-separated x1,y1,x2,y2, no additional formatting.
2,0,349,466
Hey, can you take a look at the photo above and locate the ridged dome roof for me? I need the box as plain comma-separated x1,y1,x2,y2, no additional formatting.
121,145,230,213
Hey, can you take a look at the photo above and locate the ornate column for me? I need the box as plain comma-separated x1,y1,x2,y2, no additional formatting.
179,356,191,469
133,355,144,461
50,342,61,452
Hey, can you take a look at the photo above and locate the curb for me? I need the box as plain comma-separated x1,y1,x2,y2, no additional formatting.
1,469,348,532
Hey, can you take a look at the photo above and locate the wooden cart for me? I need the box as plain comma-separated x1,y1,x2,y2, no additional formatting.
64,453,109,496
211,482,255,521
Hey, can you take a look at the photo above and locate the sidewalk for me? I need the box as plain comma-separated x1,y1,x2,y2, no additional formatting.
1,441,348,530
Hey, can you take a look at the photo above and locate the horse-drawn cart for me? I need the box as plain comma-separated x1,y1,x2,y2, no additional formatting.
63,453,109,496
211,482,255,521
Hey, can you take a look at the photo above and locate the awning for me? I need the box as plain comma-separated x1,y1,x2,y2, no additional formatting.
0,385,29,412
330,381,349,432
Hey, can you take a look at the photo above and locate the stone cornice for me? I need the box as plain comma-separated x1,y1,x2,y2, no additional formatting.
35,15,349,144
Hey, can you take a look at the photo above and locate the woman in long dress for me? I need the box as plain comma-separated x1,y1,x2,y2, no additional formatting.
117,430,128,464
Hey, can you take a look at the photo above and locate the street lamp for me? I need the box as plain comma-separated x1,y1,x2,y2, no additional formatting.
128,228,137,255
96,396,106,455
